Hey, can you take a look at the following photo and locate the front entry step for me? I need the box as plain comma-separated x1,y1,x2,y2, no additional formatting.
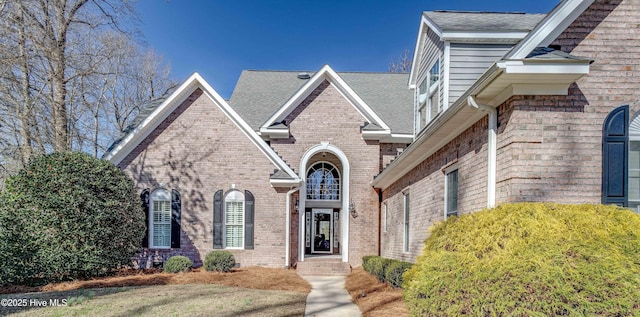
297,256,351,276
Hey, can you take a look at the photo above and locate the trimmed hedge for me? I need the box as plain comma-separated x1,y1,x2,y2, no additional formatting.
0,152,145,286
385,260,413,288
164,256,193,273
204,251,235,272
403,203,640,316
362,255,412,288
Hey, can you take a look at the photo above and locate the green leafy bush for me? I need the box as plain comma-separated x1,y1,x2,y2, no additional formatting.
370,257,392,282
403,203,640,316
385,260,412,288
361,256,376,274
164,256,193,273
204,251,235,272
0,152,145,285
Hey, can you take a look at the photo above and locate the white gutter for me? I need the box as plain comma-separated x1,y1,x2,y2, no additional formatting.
467,96,497,208
285,187,299,268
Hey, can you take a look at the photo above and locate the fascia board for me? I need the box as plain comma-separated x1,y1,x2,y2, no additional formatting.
441,31,528,42
507,0,595,60
409,14,439,87
499,61,591,74
270,178,302,188
380,134,414,143
361,130,392,140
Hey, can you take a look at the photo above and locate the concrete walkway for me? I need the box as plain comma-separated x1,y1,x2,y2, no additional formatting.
303,276,362,317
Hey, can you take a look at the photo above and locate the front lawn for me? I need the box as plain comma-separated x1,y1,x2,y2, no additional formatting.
0,267,310,316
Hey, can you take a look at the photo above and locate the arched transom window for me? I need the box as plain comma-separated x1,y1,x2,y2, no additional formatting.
306,162,340,200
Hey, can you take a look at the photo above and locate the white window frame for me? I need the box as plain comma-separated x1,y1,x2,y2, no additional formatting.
149,189,171,249
306,161,341,201
444,163,459,220
629,139,640,211
416,59,441,132
403,192,410,253
382,202,388,233
224,190,245,249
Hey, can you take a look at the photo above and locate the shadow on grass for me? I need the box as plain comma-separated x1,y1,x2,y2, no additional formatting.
0,287,133,316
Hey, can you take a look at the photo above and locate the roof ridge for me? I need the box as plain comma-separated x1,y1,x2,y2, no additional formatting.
243,69,408,75
429,10,546,15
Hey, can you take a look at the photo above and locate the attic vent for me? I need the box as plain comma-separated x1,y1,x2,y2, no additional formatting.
297,73,311,80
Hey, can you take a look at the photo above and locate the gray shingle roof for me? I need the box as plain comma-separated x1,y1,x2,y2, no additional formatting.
526,47,592,62
228,70,414,134
425,11,546,32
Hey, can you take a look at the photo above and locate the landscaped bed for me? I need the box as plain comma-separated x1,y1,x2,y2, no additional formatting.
0,267,310,316
345,267,408,317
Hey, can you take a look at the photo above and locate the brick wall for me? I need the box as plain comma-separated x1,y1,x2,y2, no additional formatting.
381,115,493,262
380,0,640,263
499,0,640,204
271,80,382,266
120,88,289,268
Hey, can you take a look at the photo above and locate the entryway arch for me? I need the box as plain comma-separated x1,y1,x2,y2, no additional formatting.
298,142,350,263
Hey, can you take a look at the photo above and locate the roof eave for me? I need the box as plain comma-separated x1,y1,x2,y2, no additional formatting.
373,59,591,189
506,0,596,59
441,31,529,44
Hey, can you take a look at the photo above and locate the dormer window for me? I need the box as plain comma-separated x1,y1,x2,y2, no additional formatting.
417,60,441,131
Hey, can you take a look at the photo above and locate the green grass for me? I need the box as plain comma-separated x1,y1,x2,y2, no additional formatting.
1,284,307,316
404,203,640,316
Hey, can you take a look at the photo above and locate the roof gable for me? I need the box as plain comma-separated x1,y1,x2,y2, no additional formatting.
409,10,546,86
260,65,391,132
103,73,300,185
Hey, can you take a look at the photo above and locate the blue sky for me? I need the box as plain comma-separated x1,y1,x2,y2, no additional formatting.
136,0,559,99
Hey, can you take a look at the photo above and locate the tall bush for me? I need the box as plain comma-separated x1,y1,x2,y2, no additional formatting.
403,203,640,316
0,152,145,285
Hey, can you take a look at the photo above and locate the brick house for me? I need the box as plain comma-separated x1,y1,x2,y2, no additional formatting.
104,0,640,268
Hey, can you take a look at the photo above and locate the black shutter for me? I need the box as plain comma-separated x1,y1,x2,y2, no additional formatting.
171,189,181,248
244,190,255,250
602,105,629,206
213,189,223,249
140,189,150,248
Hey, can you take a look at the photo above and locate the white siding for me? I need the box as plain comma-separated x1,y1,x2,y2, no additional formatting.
417,29,444,85
448,44,512,106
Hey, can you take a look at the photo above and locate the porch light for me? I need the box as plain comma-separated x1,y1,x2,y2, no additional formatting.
350,200,357,218
294,199,299,213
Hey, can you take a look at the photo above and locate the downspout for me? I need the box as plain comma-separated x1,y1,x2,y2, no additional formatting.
467,96,497,208
285,187,299,268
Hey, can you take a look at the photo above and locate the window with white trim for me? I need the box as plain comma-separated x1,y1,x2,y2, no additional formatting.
417,60,441,131
445,169,459,219
629,141,640,210
306,162,341,200
225,190,244,248
403,192,410,253
382,202,388,233
150,189,171,248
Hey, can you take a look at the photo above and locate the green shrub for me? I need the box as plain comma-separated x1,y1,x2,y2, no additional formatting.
163,256,193,273
0,152,145,285
204,251,235,272
385,260,412,288
403,203,640,316
361,255,376,274
362,255,393,283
